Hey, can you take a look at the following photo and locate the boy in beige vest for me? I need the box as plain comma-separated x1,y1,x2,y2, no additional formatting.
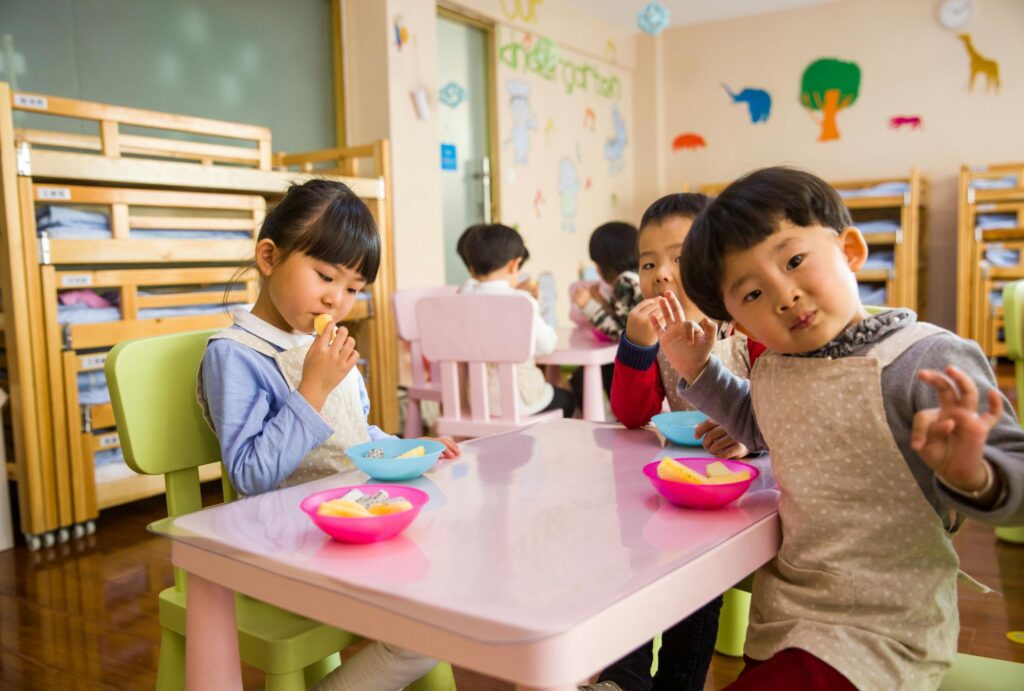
655,167,1023,690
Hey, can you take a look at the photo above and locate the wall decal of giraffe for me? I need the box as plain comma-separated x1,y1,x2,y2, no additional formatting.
958,33,1001,93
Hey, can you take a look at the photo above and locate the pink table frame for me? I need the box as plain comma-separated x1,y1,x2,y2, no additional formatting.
154,420,780,691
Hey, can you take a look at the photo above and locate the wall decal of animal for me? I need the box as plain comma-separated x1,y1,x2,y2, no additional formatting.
889,115,922,130
672,133,706,150
958,33,1000,93
722,84,772,123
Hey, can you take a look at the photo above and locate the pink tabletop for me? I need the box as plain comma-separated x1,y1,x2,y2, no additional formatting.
535,328,617,367
157,419,778,650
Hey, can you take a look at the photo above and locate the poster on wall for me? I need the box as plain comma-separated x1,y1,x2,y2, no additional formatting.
799,58,861,142
504,79,537,165
604,104,627,175
958,34,1001,93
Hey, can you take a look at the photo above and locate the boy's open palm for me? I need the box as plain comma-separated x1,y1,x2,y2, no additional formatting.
651,291,717,384
911,366,1002,492
299,325,360,411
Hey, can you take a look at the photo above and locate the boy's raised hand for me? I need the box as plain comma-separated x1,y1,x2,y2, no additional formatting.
298,324,360,412
625,298,665,347
911,365,1002,493
651,290,717,384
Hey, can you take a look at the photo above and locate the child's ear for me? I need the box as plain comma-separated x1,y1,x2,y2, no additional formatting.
732,321,753,339
839,226,868,273
506,257,521,274
254,239,278,277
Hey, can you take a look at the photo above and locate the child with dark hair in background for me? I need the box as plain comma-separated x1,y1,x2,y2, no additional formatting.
458,223,575,418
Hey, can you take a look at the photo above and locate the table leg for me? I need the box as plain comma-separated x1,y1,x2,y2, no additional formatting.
186,573,242,691
581,364,605,422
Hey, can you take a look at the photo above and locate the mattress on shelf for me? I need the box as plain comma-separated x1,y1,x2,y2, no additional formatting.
838,181,910,200
36,204,252,240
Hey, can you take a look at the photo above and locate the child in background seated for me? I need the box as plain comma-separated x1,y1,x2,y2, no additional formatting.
583,195,764,691
662,167,1024,689
199,179,457,691
571,221,643,400
612,193,765,456
457,223,576,418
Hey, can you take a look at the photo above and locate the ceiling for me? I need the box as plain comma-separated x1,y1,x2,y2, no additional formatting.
563,0,844,29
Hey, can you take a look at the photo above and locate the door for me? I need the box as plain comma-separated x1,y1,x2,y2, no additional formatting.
437,11,497,285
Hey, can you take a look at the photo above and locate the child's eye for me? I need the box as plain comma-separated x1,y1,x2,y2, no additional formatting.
743,289,762,303
673,255,681,264
641,262,655,271
786,254,804,270
347,288,360,295
317,271,333,282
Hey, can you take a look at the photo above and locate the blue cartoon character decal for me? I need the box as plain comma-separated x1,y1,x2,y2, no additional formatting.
604,104,627,176
558,157,580,233
504,79,537,165
722,84,772,123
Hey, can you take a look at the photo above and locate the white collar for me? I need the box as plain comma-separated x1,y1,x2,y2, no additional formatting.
233,309,313,351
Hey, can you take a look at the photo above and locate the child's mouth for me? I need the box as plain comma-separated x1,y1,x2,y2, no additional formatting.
790,311,816,330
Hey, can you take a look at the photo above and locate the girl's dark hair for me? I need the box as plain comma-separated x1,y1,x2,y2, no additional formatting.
259,178,381,282
460,223,529,275
639,193,710,231
589,221,638,276
681,166,852,321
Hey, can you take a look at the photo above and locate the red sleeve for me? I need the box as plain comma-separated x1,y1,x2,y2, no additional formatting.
611,358,666,429
747,338,767,367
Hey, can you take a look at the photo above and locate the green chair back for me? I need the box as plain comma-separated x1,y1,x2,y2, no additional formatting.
1002,280,1024,420
106,329,236,520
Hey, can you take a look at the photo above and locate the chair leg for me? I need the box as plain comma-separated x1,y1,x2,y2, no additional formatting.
405,399,423,439
304,652,342,688
266,669,307,691
995,526,1024,544
714,588,751,657
156,628,186,691
408,661,458,691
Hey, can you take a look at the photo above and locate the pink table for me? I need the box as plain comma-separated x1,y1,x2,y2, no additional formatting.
152,419,780,691
535,328,617,422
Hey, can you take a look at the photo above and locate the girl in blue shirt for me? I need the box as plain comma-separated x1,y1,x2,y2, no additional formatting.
200,178,457,691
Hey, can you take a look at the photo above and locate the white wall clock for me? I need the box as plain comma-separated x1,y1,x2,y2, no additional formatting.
938,0,976,30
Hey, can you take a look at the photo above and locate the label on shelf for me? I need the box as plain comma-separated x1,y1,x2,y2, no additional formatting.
977,203,997,212
98,433,119,448
14,94,48,110
81,354,107,370
37,187,71,201
60,274,93,287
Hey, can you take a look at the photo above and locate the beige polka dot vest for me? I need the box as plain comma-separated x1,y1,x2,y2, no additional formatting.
199,328,370,492
747,322,959,690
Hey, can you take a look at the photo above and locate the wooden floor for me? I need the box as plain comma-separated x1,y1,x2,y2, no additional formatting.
0,483,1020,691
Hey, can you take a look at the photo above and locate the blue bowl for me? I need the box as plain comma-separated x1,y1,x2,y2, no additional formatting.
651,411,708,447
347,439,445,481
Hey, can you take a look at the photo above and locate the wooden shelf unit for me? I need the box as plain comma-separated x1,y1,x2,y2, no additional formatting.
957,162,1024,358
698,169,927,312
0,83,398,546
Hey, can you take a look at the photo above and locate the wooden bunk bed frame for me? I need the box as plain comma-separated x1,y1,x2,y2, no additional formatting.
957,162,1024,358
0,83,397,549
698,169,927,312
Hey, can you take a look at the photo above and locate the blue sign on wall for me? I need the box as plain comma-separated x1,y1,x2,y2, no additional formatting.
440,143,457,171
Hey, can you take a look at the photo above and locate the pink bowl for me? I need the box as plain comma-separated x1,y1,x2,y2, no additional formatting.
300,484,429,544
643,458,759,510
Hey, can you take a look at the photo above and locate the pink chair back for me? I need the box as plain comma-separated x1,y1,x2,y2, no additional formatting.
393,286,457,391
393,286,458,438
417,293,560,437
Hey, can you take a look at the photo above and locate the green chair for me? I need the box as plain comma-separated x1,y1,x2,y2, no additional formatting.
106,330,456,691
997,281,1024,544
714,576,753,657
938,653,1024,690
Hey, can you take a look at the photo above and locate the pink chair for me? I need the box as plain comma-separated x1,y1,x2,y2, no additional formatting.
416,293,562,438
392,286,458,439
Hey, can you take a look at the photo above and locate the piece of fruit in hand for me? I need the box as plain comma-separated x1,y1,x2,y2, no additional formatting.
314,313,334,336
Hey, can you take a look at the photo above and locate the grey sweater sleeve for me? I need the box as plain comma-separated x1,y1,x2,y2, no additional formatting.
678,356,768,452
883,333,1024,527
